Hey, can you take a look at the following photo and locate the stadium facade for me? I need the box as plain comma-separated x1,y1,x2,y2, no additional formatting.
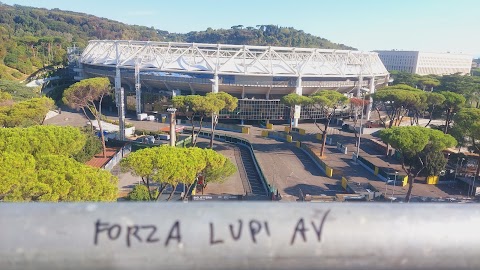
76,40,389,129
375,50,472,75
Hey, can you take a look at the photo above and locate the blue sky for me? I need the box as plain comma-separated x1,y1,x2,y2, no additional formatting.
2,0,478,56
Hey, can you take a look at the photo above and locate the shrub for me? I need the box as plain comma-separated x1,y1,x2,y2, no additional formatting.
127,185,153,201
11,71,23,79
72,130,102,163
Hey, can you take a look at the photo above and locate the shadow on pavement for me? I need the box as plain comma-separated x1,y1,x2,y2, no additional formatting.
284,183,343,200
251,142,324,177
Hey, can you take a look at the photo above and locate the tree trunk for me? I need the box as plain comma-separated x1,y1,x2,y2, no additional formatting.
405,173,415,202
145,177,152,201
81,107,94,131
189,116,196,146
375,108,387,128
155,184,168,201
288,107,293,134
425,106,435,127
320,129,328,157
209,114,218,148
183,184,191,200
193,115,204,147
320,113,335,157
167,184,177,201
96,97,107,158
444,109,451,134
96,114,107,158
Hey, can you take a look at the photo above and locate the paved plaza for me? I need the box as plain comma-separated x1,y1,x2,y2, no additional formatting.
45,108,473,202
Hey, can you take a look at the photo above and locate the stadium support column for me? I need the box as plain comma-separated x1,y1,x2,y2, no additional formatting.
366,76,375,121
211,73,219,142
212,73,219,93
134,62,141,115
115,67,126,140
294,77,303,127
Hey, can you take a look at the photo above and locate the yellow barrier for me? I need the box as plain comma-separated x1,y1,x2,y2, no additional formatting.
299,129,306,135
402,176,408,187
374,166,379,176
296,141,301,148
266,123,274,130
286,135,292,142
242,127,250,134
316,133,323,141
341,177,348,190
261,130,269,137
284,127,290,133
161,117,166,123
426,176,439,185
326,167,333,178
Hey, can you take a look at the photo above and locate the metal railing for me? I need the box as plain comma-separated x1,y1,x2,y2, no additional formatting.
1,203,479,270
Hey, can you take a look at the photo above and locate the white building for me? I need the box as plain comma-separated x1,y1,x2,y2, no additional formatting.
375,50,472,75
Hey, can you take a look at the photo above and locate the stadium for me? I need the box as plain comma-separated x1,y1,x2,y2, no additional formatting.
76,40,389,123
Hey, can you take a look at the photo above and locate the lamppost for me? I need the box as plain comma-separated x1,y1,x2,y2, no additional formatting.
391,171,398,202
384,180,389,200
167,107,177,147
356,88,369,159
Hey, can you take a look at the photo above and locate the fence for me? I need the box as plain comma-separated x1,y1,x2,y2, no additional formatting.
181,120,249,134
2,203,479,270
101,143,132,171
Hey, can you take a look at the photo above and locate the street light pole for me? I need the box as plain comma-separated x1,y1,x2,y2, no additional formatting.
392,171,398,202
356,88,368,159
385,180,388,200
167,108,177,147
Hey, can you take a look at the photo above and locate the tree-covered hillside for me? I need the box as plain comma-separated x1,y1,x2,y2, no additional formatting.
0,3,355,80
183,25,355,49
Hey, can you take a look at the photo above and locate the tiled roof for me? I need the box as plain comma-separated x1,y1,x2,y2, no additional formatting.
85,147,121,168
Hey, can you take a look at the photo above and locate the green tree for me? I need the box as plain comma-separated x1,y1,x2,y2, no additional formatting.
280,93,310,133
202,148,236,186
418,77,440,92
349,97,370,141
372,84,424,129
439,91,466,133
173,95,205,147
379,126,456,202
0,152,42,201
173,92,238,148
423,92,445,127
0,152,117,202
453,108,480,194
0,90,12,102
0,125,86,157
0,80,40,101
35,154,118,201
305,90,349,156
63,77,111,157
126,185,154,201
207,92,238,148
0,96,54,127
72,129,102,163
121,146,235,201
389,71,420,87
424,150,447,177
